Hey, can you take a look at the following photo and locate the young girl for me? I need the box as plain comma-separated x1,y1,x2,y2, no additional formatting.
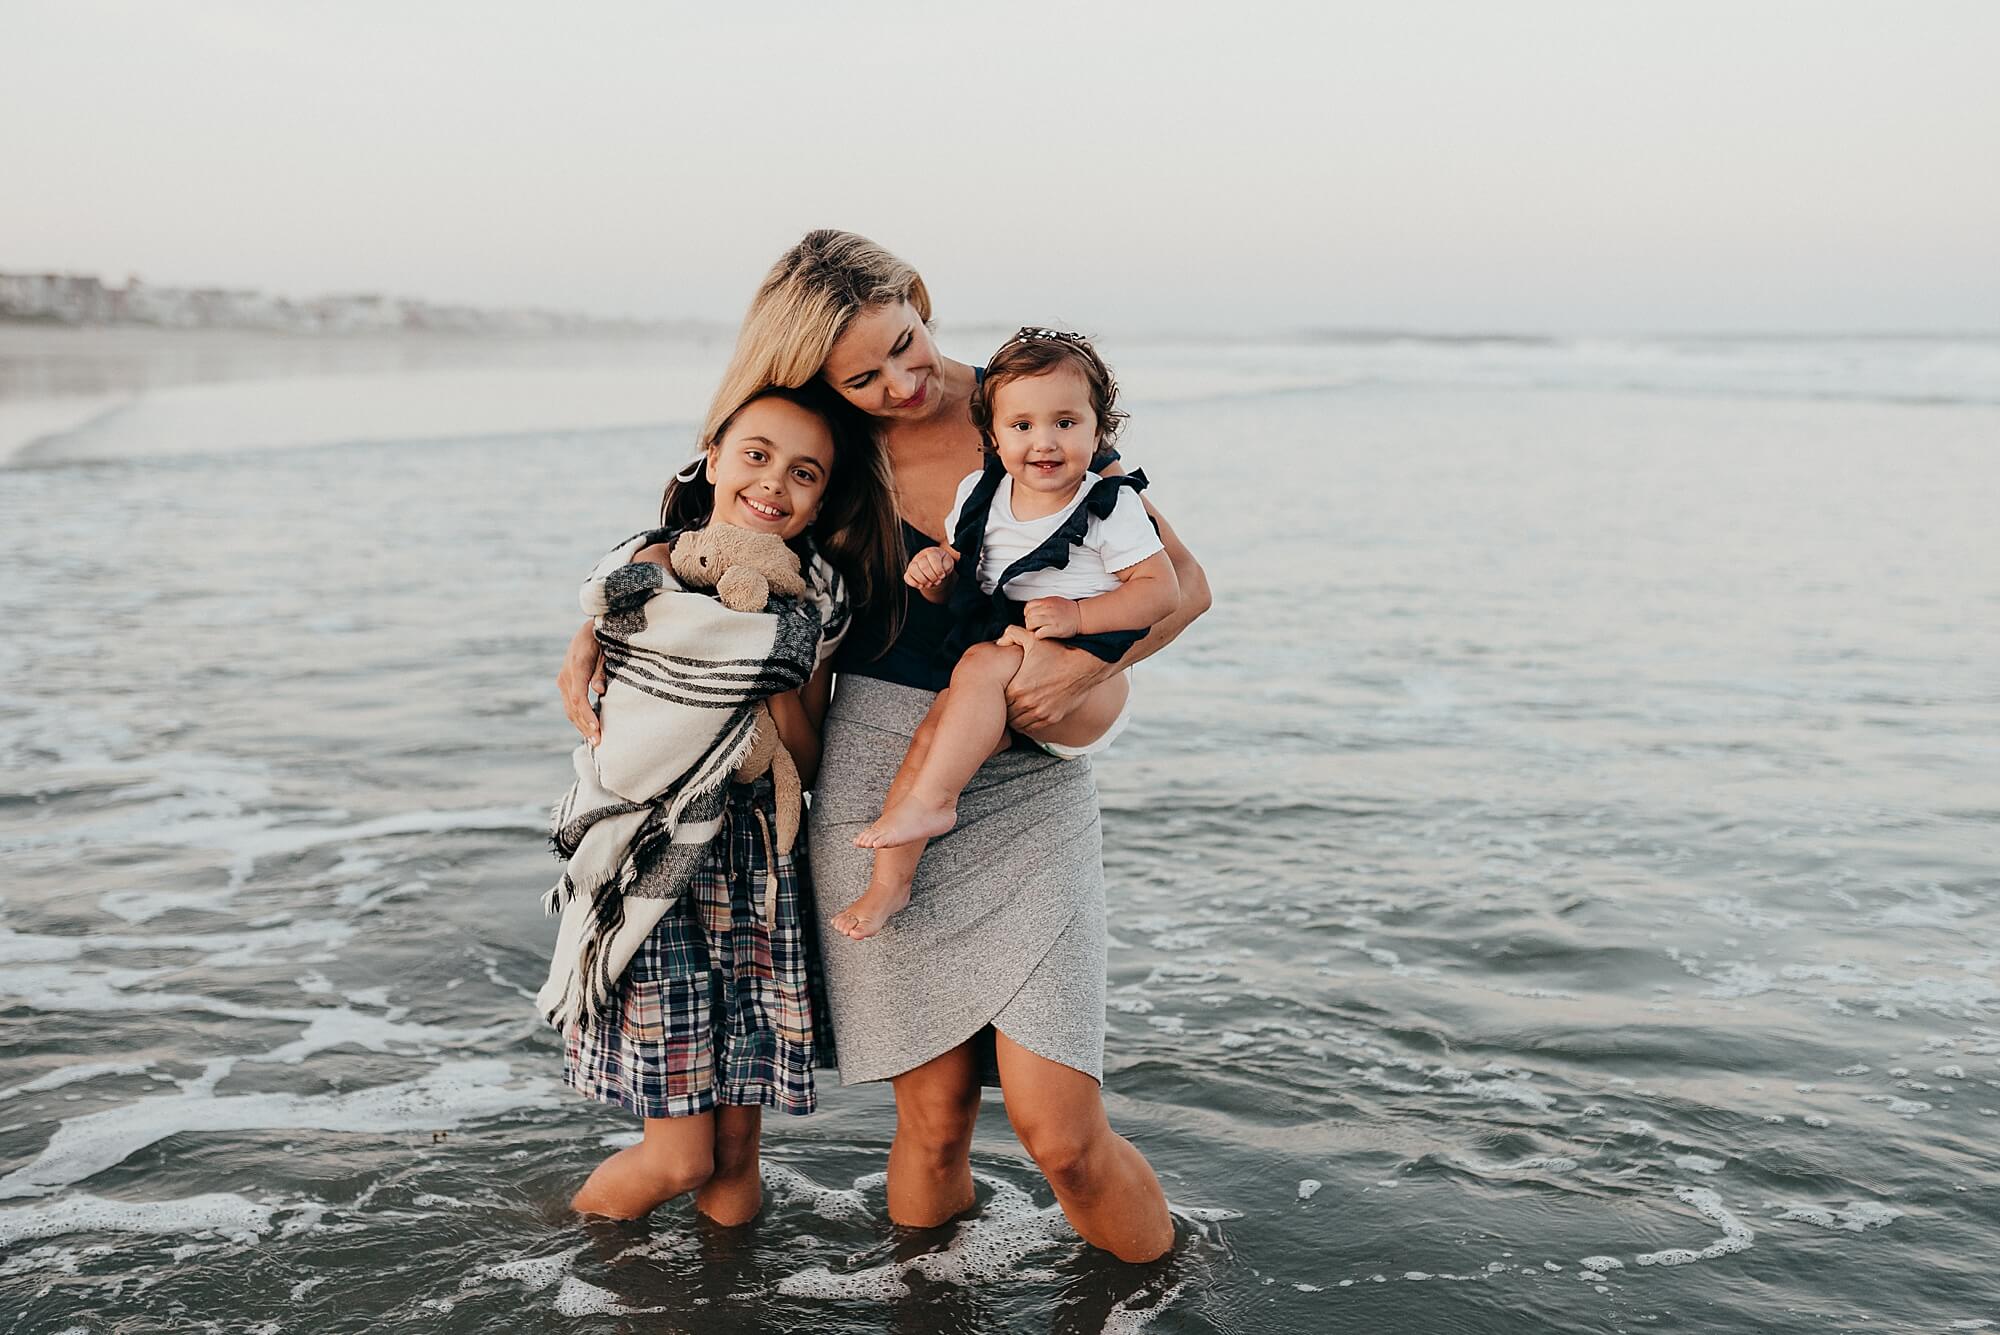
834,329,1179,940
551,379,895,1222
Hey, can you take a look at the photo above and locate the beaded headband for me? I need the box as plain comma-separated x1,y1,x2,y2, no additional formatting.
1001,326,1094,351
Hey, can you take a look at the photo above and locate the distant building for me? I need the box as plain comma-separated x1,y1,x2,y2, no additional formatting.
0,272,116,323
0,269,658,336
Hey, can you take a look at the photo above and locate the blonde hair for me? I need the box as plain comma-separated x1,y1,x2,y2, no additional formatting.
698,229,932,444
687,229,927,626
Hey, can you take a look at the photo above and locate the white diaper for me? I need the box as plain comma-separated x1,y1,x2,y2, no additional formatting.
1034,669,1134,760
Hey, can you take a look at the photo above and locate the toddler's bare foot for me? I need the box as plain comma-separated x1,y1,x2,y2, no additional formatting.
832,877,913,941
853,797,958,849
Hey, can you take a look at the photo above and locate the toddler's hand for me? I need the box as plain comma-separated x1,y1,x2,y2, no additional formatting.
1023,596,1082,639
905,544,958,590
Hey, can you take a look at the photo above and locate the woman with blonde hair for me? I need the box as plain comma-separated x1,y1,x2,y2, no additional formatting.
558,229,1211,1262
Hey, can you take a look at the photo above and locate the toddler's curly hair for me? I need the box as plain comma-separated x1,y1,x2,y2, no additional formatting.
969,328,1127,454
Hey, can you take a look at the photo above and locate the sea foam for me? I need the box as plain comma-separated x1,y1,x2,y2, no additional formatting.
1633,1187,1755,1268
0,1059,558,1199
0,1191,275,1247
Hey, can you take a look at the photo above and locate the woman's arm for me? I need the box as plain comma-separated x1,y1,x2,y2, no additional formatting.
1004,496,1212,732
558,618,606,745
559,543,674,744
767,664,833,788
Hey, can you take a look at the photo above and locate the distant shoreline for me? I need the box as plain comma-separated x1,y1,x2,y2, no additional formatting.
0,324,725,462
0,316,726,343
8,324,1997,466
0,269,690,339
0,322,718,406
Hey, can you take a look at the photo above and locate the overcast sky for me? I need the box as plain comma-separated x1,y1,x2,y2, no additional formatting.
6,1,1997,333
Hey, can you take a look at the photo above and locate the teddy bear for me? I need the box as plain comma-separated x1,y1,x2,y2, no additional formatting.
670,521,809,615
669,521,807,855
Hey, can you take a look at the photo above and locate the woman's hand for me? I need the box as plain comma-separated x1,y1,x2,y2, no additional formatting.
999,627,1112,732
558,618,606,745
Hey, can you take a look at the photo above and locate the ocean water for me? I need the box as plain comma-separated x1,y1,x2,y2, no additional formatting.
1,333,1996,1333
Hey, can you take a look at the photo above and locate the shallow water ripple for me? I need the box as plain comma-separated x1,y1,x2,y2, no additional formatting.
3,373,1997,1331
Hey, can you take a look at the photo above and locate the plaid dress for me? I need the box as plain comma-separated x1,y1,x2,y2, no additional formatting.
563,775,833,1118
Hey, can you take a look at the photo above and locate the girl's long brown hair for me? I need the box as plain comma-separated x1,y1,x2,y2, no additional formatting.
657,381,898,613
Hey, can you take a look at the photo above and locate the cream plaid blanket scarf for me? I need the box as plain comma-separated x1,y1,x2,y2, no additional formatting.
535,528,847,1030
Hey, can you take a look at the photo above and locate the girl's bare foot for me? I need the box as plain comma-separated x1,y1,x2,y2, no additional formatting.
853,797,958,849
832,876,914,940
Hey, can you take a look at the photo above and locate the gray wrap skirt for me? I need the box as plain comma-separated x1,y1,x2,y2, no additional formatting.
806,675,1107,1085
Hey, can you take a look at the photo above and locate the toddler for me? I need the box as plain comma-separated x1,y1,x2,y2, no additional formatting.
836,329,1178,939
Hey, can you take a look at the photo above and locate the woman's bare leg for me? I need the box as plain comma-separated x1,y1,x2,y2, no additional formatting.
571,1111,721,1220
993,1030,1172,1263
854,642,1023,850
885,1042,983,1228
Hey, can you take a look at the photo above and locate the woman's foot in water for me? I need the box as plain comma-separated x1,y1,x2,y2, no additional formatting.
853,796,958,849
832,871,915,940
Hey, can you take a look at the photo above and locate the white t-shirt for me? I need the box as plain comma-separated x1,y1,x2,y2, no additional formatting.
943,469,1164,602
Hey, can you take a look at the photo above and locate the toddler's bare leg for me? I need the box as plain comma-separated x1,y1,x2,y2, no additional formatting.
832,714,939,940
1020,672,1130,755
854,641,1023,851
